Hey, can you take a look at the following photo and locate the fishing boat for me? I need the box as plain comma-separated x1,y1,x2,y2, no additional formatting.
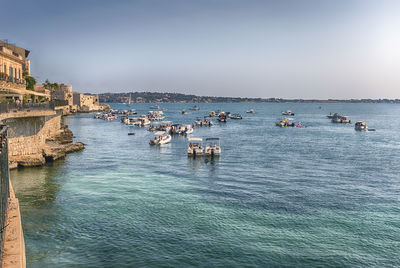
275,118,295,127
189,105,200,111
205,138,221,156
282,110,295,116
149,131,171,145
246,109,255,114
355,121,368,131
187,137,204,156
230,114,242,120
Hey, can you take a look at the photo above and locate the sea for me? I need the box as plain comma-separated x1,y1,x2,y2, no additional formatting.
10,103,400,267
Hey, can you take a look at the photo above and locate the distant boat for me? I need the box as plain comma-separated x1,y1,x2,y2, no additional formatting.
189,105,200,111
149,105,160,109
282,110,295,116
246,109,255,114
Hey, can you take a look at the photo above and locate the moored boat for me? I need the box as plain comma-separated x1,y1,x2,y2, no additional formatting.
187,137,204,156
355,121,368,131
246,109,255,114
282,110,295,116
189,105,200,111
149,131,171,145
205,138,221,156
275,118,295,127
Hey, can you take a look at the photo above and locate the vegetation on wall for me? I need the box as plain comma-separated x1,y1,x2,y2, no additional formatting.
43,79,59,91
25,76,36,90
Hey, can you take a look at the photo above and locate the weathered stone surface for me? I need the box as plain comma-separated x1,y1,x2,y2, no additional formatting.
11,154,46,167
7,114,85,168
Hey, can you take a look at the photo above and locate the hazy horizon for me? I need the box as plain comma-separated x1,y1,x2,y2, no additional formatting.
2,0,400,99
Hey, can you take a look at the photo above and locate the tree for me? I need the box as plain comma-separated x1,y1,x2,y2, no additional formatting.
25,76,36,90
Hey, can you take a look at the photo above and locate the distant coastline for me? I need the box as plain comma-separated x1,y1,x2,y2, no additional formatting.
94,92,400,104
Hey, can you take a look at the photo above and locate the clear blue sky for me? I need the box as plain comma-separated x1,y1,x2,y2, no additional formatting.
2,0,400,98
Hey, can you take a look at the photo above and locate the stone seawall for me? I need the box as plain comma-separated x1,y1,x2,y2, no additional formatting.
3,112,84,168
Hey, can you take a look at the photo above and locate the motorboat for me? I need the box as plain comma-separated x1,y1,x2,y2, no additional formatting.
187,137,204,156
246,109,255,114
171,124,194,135
208,111,216,117
282,110,295,116
195,117,213,126
205,138,221,156
275,118,295,127
217,114,227,122
148,110,165,121
355,121,368,131
189,105,200,111
149,131,171,145
182,109,188,114
230,114,242,120
331,113,351,123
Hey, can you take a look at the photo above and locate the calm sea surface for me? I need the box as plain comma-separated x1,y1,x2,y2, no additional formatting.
10,103,400,267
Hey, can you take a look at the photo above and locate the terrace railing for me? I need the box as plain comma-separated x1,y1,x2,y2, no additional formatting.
0,100,69,114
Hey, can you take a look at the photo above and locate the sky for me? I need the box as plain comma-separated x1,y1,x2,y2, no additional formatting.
2,0,400,98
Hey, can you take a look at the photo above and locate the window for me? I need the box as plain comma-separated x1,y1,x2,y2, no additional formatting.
9,67,13,78
3,64,6,74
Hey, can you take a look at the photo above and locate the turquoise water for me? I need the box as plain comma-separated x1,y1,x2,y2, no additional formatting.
11,103,400,267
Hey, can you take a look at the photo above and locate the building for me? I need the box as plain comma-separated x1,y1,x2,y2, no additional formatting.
51,83,73,106
33,84,51,100
0,39,46,100
73,92,99,111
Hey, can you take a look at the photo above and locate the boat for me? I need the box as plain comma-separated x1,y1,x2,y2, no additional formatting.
171,124,194,135
275,118,295,127
217,114,227,122
282,110,295,116
182,109,188,114
195,117,213,126
149,131,171,145
187,137,204,156
149,105,160,109
331,113,351,123
208,111,216,117
189,105,200,111
205,138,221,156
246,109,255,114
355,121,368,131
230,114,242,120
128,132,135,135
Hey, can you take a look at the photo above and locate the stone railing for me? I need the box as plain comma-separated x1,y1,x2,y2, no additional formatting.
0,124,9,261
0,100,69,115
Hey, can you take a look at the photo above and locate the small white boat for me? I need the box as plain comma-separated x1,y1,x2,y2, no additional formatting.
149,105,160,109
246,109,255,114
182,109,188,114
282,110,295,116
187,137,204,156
150,131,171,145
205,138,221,156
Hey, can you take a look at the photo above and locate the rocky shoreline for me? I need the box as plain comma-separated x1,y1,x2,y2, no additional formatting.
9,125,84,169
